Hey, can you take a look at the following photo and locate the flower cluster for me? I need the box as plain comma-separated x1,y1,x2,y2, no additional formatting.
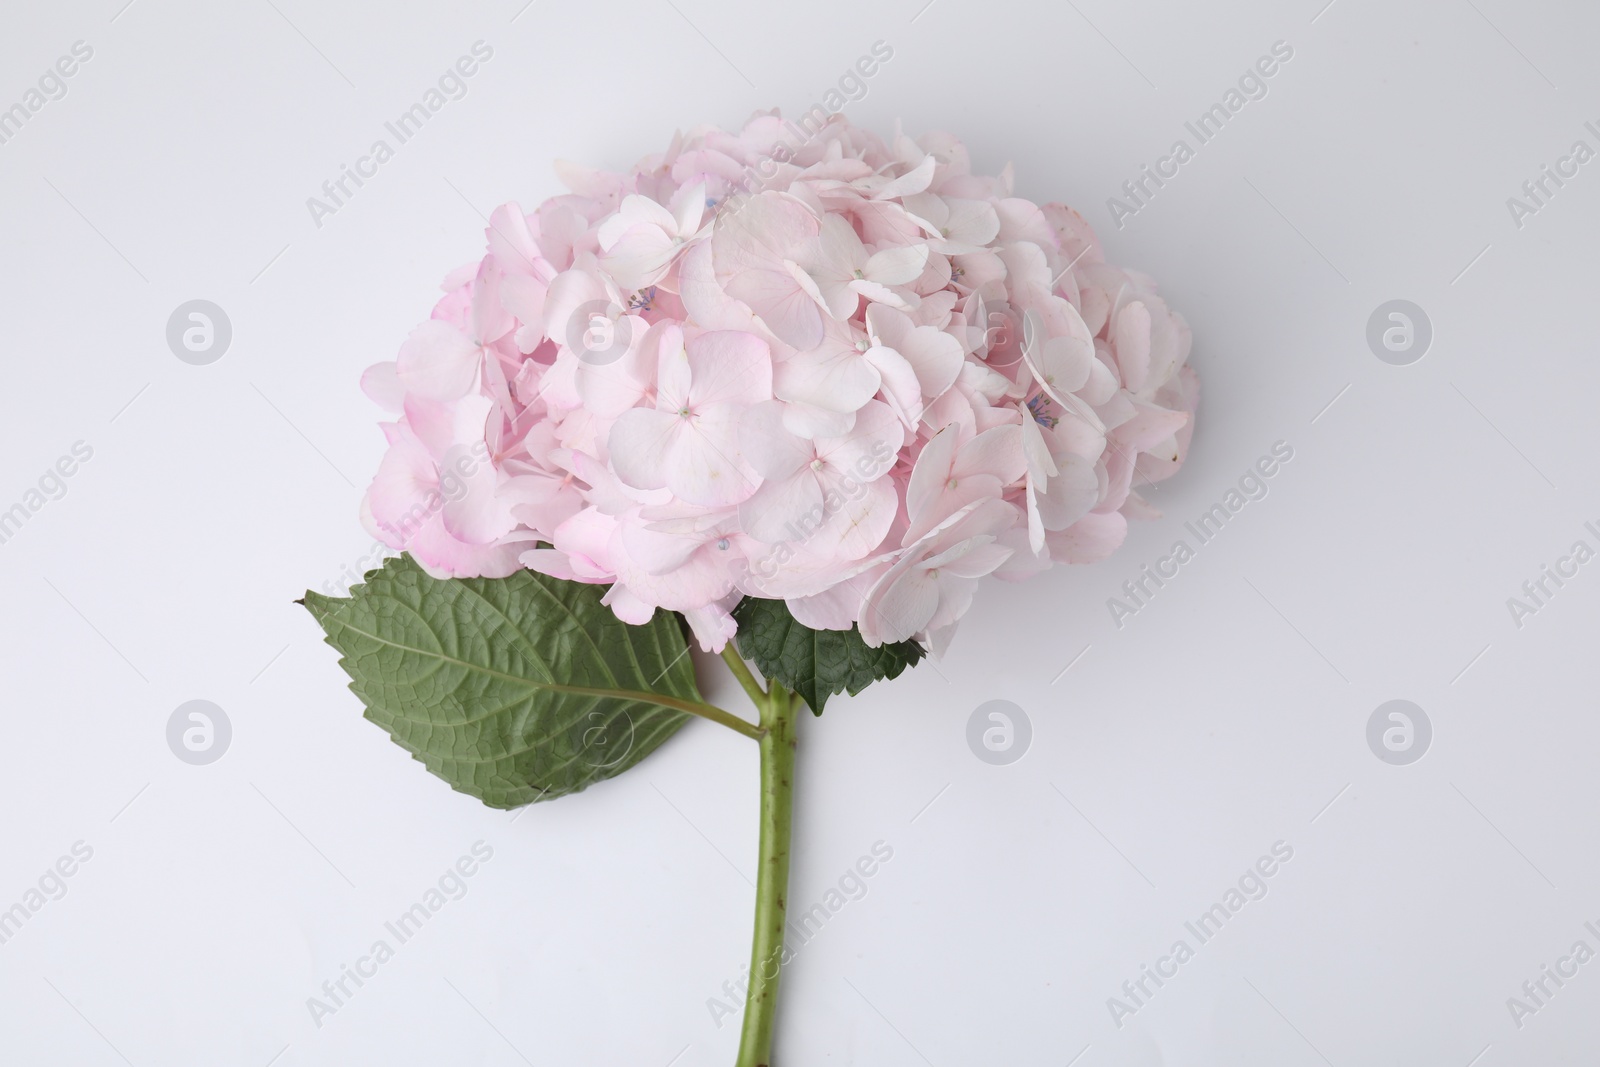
359,112,1198,653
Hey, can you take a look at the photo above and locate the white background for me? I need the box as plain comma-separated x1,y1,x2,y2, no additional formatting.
2,0,1597,1064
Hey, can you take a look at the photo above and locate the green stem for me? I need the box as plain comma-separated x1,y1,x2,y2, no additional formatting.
666,696,765,741
734,680,799,1067
720,644,769,708
558,685,763,740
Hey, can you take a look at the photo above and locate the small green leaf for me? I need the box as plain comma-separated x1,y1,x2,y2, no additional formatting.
301,556,702,809
732,597,925,715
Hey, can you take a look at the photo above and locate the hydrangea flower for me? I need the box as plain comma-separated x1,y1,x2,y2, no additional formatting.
360,112,1199,654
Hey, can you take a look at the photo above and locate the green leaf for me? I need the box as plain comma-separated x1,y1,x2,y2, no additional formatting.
301,555,703,809
732,597,925,715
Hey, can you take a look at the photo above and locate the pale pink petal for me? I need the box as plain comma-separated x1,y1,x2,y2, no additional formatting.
542,269,611,349
683,600,737,653
860,560,939,647
1047,510,1128,563
816,399,903,477
873,155,936,199
360,361,404,412
812,475,897,559
1114,402,1189,454
729,269,823,348
904,424,959,528
470,260,514,346
687,331,772,407
599,225,678,290
609,407,681,491
620,519,710,575
364,431,437,548
487,202,542,275
670,180,708,236
774,343,880,414
655,324,692,413
499,273,549,353
396,320,480,401
402,393,492,461
739,470,825,544
864,243,928,285
849,277,915,310
944,198,1000,248
785,584,863,630
668,403,760,506
901,328,963,400
439,441,513,545
601,583,658,625
780,400,857,439
792,257,858,320
598,195,677,248
1114,301,1152,392
575,317,656,417
955,424,1027,485
863,345,924,425
552,507,622,578
679,241,760,333
408,514,522,579
936,537,1012,579
739,400,812,479
1038,453,1099,531
715,193,823,348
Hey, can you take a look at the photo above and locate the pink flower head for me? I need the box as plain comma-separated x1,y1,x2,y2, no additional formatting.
358,113,1198,652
